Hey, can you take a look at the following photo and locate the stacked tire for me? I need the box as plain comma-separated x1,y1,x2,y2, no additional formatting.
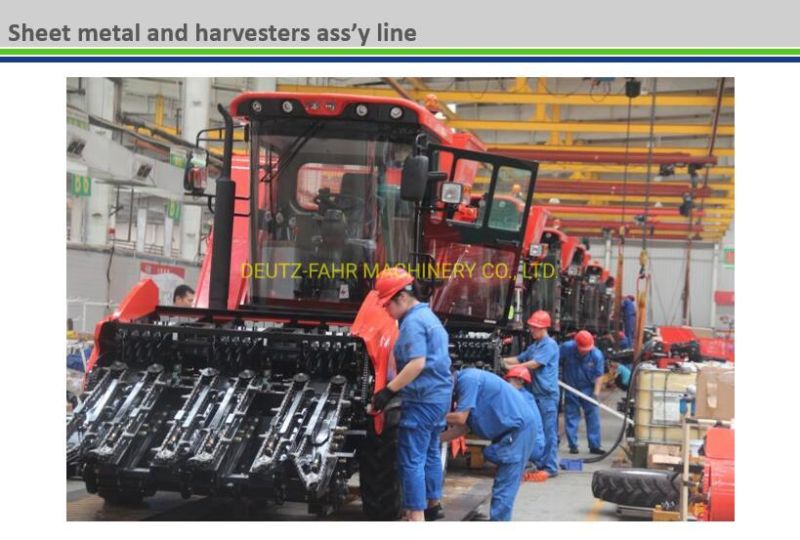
592,469,680,509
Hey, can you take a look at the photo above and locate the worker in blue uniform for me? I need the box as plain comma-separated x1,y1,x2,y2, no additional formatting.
441,368,536,521
618,331,632,349
504,365,545,465
612,360,632,391
370,267,452,522
561,330,606,455
502,310,560,481
621,295,637,346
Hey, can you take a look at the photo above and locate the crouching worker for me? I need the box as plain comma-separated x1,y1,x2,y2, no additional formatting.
611,360,632,392
502,310,560,481
441,368,536,521
504,366,546,466
370,268,452,522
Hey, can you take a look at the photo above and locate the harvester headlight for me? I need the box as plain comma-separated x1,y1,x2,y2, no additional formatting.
251,101,263,113
356,104,369,117
529,244,543,258
440,182,463,204
390,106,403,119
281,100,294,113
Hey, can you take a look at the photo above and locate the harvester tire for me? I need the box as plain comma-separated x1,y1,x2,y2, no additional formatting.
592,468,680,509
359,405,401,520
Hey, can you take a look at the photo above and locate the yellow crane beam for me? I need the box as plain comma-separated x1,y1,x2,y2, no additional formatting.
475,175,734,192
542,211,732,224
531,192,734,209
562,227,725,241
275,83,735,108
537,162,734,175
446,118,734,137
487,143,734,158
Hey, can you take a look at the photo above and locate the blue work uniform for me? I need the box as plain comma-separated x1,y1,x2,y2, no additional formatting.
517,387,546,463
393,302,453,511
455,369,536,521
621,298,637,345
615,362,632,391
517,334,560,475
618,333,632,349
560,340,605,451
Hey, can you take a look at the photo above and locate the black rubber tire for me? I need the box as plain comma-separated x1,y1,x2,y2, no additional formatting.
592,468,680,509
359,406,402,521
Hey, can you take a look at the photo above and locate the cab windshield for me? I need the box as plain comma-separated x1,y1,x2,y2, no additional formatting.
248,119,417,309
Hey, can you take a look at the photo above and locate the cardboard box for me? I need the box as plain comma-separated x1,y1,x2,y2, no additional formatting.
647,444,682,469
696,365,735,420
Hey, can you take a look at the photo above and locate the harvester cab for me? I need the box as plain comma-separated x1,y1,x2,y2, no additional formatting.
67,91,539,518
529,227,567,333
560,239,589,332
582,260,611,335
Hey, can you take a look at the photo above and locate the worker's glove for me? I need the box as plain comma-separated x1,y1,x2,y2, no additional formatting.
371,386,397,412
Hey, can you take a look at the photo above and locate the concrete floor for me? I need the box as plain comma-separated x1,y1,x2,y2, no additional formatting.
477,388,628,521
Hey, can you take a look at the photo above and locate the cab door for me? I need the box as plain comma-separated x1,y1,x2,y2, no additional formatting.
421,144,539,327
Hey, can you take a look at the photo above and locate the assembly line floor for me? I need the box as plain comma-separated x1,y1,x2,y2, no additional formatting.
66,472,492,521
482,388,629,521
67,389,629,521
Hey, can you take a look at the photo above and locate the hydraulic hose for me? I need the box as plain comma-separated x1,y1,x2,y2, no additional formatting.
579,359,645,464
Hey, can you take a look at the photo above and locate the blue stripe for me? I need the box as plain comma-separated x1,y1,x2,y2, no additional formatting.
0,55,799,62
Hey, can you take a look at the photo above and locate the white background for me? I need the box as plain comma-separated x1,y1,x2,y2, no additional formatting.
0,60,794,536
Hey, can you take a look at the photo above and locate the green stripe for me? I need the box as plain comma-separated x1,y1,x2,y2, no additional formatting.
2,47,800,56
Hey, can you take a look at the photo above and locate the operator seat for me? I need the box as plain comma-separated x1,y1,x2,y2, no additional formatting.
338,172,370,238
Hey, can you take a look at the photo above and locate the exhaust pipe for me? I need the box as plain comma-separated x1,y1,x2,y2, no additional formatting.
209,104,235,311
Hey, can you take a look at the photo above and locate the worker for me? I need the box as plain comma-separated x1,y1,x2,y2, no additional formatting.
561,330,605,455
502,310,560,481
504,365,545,465
611,360,632,391
370,267,452,522
621,294,637,345
618,330,632,349
442,368,536,521
173,284,195,307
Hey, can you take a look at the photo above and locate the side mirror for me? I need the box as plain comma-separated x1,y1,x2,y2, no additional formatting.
184,150,209,194
440,182,463,205
401,155,429,202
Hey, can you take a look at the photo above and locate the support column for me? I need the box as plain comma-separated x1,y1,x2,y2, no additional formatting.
164,213,174,257
69,198,84,243
252,78,277,92
84,78,116,246
604,235,612,270
136,207,148,253
86,184,110,246
181,78,211,143
68,161,87,243
86,78,115,125
180,205,202,261
709,242,720,328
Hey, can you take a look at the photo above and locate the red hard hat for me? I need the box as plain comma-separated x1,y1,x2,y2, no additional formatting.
505,365,532,384
575,330,595,353
527,310,551,329
375,267,414,307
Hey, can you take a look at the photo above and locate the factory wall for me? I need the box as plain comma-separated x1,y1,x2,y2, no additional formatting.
593,221,735,330
67,245,200,333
